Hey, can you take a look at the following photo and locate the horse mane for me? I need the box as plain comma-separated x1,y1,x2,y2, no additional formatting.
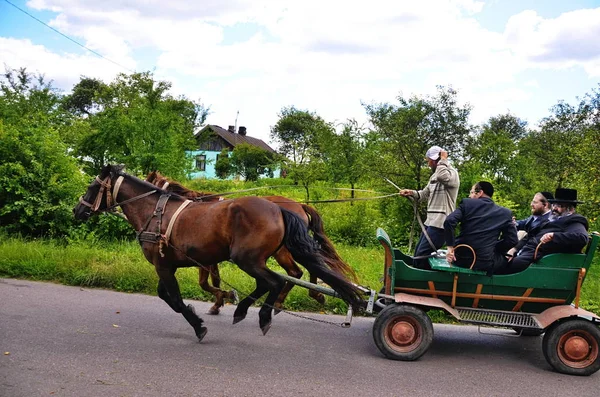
145,171,219,200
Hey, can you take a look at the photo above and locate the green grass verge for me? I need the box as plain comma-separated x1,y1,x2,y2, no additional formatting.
1,237,598,320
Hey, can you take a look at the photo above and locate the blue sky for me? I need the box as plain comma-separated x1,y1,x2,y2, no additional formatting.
1,0,600,146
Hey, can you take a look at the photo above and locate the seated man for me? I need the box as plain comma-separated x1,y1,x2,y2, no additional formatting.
501,188,589,274
444,181,518,273
508,191,554,257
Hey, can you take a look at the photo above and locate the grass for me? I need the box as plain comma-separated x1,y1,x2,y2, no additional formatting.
1,236,598,320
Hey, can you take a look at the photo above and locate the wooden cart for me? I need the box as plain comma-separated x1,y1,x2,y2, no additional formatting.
372,228,600,376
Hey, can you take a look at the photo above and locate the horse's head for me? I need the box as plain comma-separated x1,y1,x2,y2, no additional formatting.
73,164,125,220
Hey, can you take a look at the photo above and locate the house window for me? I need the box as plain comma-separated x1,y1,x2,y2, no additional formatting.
195,154,206,171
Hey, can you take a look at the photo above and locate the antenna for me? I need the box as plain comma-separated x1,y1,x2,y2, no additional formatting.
234,110,239,133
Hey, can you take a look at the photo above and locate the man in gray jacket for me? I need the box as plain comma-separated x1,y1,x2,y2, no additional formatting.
400,146,460,269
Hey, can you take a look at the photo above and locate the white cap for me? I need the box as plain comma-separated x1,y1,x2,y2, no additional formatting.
426,146,443,160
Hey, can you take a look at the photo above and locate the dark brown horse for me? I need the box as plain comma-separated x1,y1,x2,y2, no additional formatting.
73,165,363,340
145,171,358,315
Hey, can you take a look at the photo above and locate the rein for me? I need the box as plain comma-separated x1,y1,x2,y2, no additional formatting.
154,179,400,204
383,177,437,253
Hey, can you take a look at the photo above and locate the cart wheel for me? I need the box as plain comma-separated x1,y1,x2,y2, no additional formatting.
542,319,600,376
513,327,544,337
372,304,433,361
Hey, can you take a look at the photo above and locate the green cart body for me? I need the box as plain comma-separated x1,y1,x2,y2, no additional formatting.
373,228,600,376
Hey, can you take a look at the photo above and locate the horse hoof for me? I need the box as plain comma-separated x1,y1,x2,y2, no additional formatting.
314,294,326,305
261,322,272,335
196,326,208,342
207,307,220,315
273,305,282,316
232,315,245,325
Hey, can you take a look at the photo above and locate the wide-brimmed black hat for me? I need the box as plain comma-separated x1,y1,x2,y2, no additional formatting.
548,188,584,204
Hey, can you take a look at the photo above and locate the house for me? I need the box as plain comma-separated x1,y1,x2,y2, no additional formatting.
187,124,279,179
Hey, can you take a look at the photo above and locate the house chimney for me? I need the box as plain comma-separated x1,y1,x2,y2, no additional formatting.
228,125,235,133
238,126,247,136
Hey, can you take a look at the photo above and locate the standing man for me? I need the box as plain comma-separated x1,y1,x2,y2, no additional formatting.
504,188,589,274
399,146,460,269
444,181,518,273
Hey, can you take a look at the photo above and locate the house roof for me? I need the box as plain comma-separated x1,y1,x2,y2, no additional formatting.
197,125,277,153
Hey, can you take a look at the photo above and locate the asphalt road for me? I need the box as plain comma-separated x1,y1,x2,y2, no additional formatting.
1,278,597,397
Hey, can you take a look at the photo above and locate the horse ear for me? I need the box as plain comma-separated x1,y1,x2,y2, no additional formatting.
100,164,112,176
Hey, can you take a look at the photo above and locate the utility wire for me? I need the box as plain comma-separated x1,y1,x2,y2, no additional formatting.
3,0,135,73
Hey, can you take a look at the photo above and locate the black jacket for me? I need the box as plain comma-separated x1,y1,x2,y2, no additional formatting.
514,211,552,251
516,213,589,261
444,197,518,271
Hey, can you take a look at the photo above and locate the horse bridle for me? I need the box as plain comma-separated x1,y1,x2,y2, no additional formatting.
78,174,157,216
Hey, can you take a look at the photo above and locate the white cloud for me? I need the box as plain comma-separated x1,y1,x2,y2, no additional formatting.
505,8,600,68
0,37,124,88
3,1,600,143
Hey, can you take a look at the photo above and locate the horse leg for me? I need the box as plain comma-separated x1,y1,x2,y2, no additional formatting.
232,279,268,325
257,269,286,335
209,265,238,304
272,249,303,315
308,273,326,305
157,270,207,342
232,264,285,335
198,265,225,315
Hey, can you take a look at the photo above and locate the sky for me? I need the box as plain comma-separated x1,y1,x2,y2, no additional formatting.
1,0,600,147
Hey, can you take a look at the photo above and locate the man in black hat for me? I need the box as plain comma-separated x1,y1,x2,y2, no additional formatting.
499,188,589,274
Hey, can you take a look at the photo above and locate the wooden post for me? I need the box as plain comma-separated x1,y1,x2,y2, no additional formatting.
574,268,586,309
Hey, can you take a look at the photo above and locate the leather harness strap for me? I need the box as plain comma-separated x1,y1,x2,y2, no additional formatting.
164,200,192,246
136,193,193,257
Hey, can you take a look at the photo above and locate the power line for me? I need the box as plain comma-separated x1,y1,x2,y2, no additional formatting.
3,0,135,73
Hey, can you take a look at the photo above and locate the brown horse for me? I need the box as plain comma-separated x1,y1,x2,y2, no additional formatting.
145,171,358,315
73,165,363,340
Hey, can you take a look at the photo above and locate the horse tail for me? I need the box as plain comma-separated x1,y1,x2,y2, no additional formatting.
302,204,359,283
280,208,364,310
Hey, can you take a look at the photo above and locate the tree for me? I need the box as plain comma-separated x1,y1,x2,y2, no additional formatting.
323,119,366,197
214,148,233,179
228,144,279,181
0,67,86,237
66,72,209,179
364,85,473,190
270,107,332,200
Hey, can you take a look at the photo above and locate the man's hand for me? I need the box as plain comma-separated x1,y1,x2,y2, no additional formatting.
540,232,554,244
446,246,455,263
399,189,414,197
507,247,516,262
439,150,448,160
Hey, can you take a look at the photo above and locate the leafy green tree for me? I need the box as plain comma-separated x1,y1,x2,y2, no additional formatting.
0,67,86,237
323,119,366,197
214,148,233,179
364,85,472,190
467,113,527,185
228,144,278,181
66,72,209,179
270,107,332,200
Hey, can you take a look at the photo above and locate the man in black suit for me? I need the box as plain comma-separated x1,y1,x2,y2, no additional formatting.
444,181,518,273
508,191,554,257
501,188,589,274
